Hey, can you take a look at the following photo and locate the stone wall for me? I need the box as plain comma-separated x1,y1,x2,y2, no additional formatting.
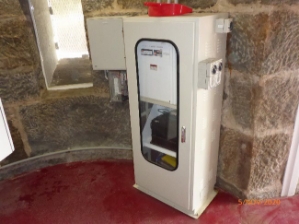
217,2,299,199
1,0,299,199
0,0,132,166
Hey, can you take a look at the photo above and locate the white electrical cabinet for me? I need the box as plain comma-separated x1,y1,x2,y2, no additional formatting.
124,13,228,218
0,99,14,162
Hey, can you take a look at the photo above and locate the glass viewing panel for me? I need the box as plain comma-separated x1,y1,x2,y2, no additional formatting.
136,40,179,171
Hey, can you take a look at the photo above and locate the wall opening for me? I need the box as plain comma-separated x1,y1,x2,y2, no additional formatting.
29,0,92,90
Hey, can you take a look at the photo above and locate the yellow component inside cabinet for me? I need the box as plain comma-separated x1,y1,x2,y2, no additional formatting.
161,155,177,168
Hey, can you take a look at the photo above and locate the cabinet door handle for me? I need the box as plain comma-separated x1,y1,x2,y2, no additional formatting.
181,126,186,143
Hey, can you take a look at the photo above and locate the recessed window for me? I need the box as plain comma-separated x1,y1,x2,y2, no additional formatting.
29,0,92,90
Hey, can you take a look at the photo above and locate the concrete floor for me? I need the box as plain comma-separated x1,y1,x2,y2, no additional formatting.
0,160,298,224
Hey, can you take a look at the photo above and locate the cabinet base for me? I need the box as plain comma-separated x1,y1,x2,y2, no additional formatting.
133,184,218,219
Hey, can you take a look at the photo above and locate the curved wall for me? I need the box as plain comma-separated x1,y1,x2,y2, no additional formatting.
1,0,299,199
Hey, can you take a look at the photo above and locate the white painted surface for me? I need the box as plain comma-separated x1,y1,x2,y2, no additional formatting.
87,17,126,70
124,13,228,217
29,0,91,90
50,0,89,59
29,0,58,88
191,14,227,211
0,99,14,162
47,82,93,91
281,104,299,197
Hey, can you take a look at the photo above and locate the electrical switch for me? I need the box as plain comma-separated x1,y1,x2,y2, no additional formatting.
198,58,223,89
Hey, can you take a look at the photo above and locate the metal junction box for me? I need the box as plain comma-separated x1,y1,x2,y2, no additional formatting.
86,17,126,70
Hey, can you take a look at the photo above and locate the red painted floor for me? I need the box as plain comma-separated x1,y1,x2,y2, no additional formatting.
0,160,298,224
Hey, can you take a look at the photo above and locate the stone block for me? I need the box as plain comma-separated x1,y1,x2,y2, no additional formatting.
0,120,28,166
216,177,245,199
0,17,38,70
217,128,253,191
262,11,299,75
116,0,217,9
1,106,17,122
67,148,133,162
0,0,23,17
246,184,282,199
254,72,299,132
0,68,40,104
169,0,217,9
261,0,299,4
117,0,147,9
248,133,291,196
229,71,253,129
227,0,257,5
84,12,145,18
92,70,110,94
227,13,268,75
81,0,114,13
19,96,132,156
228,0,299,5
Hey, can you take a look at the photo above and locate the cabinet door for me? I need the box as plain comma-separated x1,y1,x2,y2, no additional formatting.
124,19,196,210
136,40,179,171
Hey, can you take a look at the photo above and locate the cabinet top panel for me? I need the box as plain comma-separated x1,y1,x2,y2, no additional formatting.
123,13,228,22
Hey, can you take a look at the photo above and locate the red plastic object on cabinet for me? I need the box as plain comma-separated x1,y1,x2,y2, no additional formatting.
144,2,193,16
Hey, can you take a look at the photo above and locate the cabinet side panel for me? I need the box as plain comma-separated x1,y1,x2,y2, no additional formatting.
192,14,228,211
